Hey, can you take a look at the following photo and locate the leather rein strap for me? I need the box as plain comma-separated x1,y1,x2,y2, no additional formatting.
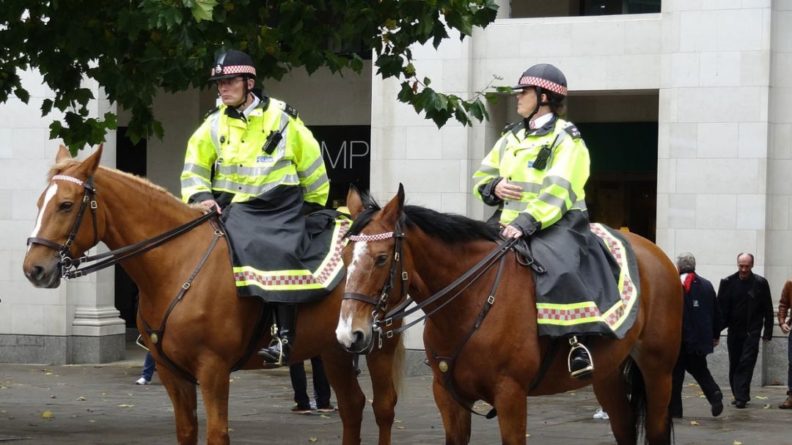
379,237,518,339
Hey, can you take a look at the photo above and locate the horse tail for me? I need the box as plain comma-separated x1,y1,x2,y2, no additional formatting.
391,334,406,394
624,357,674,445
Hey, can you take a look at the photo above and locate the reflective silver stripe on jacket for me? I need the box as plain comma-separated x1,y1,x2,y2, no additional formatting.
303,175,329,194
298,156,325,180
183,163,212,178
504,198,587,212
476,165,499,177
209,112,222,156
181,176,211,189
214,159,293,177
211,174,300,196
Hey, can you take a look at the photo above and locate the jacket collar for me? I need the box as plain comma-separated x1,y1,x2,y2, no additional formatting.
523,114,558,137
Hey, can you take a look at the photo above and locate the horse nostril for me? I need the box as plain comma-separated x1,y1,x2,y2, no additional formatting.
29,265,44,281
353,330,365,346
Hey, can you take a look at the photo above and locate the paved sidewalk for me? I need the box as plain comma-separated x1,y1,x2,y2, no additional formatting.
0,346,790,444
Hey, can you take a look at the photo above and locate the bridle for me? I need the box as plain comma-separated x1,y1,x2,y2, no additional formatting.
343,219,409,350
26,174,217,280
27,174,99,278
343,216,517,351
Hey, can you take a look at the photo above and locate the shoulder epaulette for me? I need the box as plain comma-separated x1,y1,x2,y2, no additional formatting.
203,105,220,119
502,120,524,136
282,103,299,119
563,123,581,139
268,97,299,119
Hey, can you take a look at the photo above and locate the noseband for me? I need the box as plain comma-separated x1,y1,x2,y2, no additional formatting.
27,174,99,277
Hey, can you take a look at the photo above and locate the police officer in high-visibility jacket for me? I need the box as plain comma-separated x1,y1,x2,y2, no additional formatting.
181,49,333,366
473,64,620,379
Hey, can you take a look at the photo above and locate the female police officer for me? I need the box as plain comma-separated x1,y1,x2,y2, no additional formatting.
473,63,621,379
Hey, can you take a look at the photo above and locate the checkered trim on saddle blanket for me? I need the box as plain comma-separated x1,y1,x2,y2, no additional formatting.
535,223,640,335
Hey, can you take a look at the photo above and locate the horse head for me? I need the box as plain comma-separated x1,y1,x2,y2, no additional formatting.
23,145,104,288
336,184,408,353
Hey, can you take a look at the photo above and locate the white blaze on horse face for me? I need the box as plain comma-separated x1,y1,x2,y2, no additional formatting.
346,240,368,279
27,183,58,252
336,312,355,348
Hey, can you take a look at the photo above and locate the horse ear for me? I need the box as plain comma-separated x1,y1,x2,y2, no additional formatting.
396,183,405,209
381,184,405,226
56,144,72,162
77,144,104,177
346,185,365,218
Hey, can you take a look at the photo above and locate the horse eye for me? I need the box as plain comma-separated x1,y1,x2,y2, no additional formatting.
375,254,388,267
58,202,74,212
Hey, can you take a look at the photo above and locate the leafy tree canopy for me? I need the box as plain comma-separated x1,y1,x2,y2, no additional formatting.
0,0,500,154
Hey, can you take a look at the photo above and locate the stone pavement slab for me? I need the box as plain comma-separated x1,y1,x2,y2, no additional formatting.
0,353,790,444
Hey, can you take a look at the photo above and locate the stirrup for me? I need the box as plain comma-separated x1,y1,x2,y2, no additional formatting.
260,336,288,366
567,336,594,378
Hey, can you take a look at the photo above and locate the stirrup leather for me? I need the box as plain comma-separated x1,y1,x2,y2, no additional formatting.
567,336,594,378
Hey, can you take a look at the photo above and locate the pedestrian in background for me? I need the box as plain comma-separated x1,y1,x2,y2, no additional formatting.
136,351,155,385
776,279,792,409
289,356,334,414
717,253,773,409
670,252,723,418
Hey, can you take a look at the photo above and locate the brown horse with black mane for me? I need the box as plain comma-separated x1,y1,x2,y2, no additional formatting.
22,146,404,445
336,185,682,444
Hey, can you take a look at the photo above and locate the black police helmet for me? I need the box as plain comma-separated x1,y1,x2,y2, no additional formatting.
512,63,567,96
209,49,257,82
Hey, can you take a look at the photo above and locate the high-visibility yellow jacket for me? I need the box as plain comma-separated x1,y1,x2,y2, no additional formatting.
181,96,329,206
473,116,589,235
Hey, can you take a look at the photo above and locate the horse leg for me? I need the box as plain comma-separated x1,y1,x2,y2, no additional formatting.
196,361,232,445
492,379,527,445
366,342,402,445
634,353,673,445
321,348,367,445
593,366,636,445
432,376,472,445
157,365,199,445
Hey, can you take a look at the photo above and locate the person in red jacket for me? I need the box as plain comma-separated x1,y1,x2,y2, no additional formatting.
777,280,792,409
670,252,724,418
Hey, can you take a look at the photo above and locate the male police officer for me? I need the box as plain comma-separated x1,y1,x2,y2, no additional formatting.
181,49,332,366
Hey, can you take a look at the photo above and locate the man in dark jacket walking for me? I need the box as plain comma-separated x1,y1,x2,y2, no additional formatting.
670,252,724,418
717,253,773,409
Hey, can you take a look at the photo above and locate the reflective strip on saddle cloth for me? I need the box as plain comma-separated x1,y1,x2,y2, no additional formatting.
232,215,350,302
534,222,640,339
222,185,349,303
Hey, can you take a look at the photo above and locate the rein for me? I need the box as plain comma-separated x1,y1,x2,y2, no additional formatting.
344,220,517,344
26,174,218,279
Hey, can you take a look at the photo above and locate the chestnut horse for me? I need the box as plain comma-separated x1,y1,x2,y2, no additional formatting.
335,186,682,445
22,146,404,445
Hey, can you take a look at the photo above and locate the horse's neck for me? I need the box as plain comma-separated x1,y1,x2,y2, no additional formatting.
407,232,496,329
95,172,207,290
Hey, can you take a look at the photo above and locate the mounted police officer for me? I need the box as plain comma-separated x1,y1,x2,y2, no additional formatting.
473,63,622,379
181,49,335,366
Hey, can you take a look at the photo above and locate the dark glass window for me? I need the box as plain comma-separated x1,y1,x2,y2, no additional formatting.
510,0,660,18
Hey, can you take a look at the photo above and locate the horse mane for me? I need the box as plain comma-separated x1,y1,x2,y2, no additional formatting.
347,192,499,244
402,206,499,243
48,159,186,207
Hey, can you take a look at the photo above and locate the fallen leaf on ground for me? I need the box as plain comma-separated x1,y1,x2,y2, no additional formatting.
690,420,699,426
41,410,54,419
117,404,135,408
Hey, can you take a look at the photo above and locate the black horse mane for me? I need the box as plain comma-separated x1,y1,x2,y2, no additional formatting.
347,191,499,244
